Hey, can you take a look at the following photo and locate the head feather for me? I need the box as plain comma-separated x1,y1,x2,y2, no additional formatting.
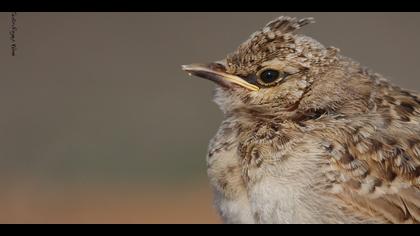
226,16,320,76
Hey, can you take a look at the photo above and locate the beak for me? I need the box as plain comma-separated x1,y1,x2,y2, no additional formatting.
181,63,259,92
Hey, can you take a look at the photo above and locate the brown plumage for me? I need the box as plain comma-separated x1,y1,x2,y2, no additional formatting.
182,16,420,224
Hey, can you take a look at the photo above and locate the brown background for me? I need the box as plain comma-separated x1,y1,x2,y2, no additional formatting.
0,12,419,223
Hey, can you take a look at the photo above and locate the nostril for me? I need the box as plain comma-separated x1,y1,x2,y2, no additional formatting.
209,62,226,72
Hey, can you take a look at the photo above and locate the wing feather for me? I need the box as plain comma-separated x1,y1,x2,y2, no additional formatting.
321,86,420,223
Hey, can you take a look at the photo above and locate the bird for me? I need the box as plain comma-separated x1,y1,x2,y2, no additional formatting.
182,16,420,224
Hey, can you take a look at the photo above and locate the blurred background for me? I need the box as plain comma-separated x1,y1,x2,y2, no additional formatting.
0,12,420,223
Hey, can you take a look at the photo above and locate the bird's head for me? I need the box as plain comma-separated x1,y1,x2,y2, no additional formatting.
183,16,365,119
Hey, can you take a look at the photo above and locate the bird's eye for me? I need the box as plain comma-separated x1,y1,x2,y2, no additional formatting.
258,69,285,86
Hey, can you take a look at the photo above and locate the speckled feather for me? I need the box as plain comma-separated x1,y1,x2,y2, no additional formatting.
201,16,420,224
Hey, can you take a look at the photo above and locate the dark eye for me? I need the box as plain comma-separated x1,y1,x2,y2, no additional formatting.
259,69,283,85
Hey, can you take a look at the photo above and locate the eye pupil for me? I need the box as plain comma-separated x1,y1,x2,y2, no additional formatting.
260,69,280,84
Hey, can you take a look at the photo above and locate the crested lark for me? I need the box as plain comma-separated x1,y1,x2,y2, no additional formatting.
182,16,420,224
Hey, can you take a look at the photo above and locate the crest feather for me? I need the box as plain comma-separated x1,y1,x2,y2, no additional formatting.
264,16,315,34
